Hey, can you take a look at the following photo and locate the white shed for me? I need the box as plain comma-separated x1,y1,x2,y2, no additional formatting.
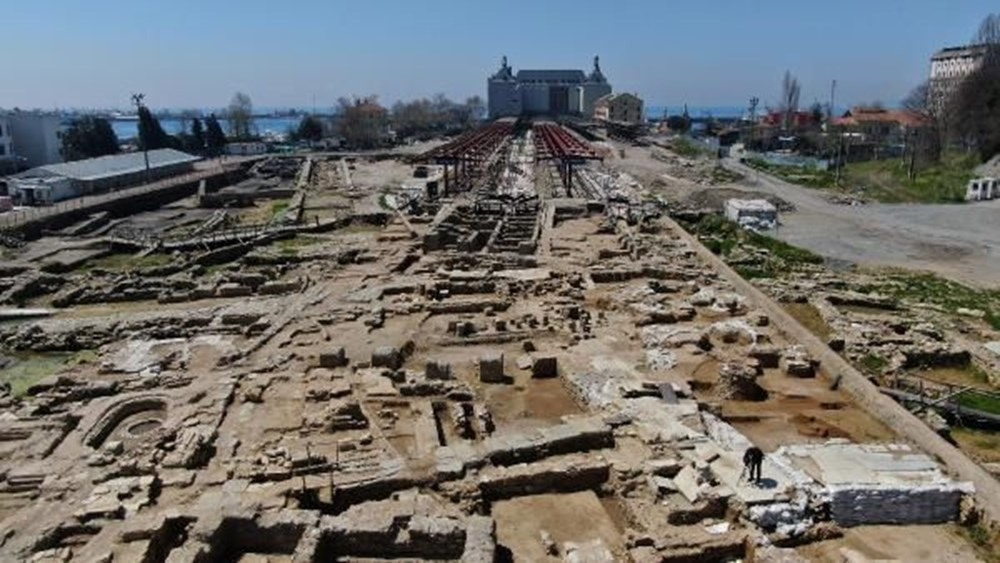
966,177,998,201
724,198,777,230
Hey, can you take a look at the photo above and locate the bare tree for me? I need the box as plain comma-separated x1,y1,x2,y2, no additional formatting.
900,81,943,177
227,92,254,140
464,96,486,125
950,13,1000,159
336,95,388,149
902,82,929,113
780,71,801,131
975,13,1000,44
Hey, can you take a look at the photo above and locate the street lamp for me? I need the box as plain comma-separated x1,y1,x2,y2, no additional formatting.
131,93,151,184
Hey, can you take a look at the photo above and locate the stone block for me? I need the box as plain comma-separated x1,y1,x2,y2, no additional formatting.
319,347,348,368
531,356,558,378
372,346,402,370
784,359,816,378
216,283,252,298
673,465,703,503
749,346,781,369
479,353,504,383
426,360,453,380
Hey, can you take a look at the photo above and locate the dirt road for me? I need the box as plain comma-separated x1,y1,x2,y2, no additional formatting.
722,159,1000,287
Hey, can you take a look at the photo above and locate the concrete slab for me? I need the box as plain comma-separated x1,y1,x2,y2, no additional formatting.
710,451,800,505
781,441,948,486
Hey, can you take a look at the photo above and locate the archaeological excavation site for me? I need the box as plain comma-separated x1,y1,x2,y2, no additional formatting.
1,119,999,562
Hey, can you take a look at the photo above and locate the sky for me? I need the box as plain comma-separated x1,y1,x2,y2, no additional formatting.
1,0,996,112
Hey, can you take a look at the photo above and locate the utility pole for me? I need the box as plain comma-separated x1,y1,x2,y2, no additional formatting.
829,80,837,121
748,97,759,149
131,93,151,184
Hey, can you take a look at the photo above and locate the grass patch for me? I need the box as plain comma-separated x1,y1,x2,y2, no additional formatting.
746,158,836,188
271,200,290,219
270,234,324,256
745,230,824,265
339,222,385,234
710,165,744,184
378,192,393,210
79,252,175,273
682,213,823,278
733,265,771,280
868,271,1000,330
749,152,979,203
956,389,1000,415
858,353,888,374
0,350,97,397
670,137,711,158
783,302,833,340
198,262,232,278
842,152,978,203
963,522,1000,559
952,427,1000,463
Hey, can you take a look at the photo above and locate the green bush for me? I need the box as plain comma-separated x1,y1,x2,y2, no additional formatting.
680,213,824,279
858,354,888,374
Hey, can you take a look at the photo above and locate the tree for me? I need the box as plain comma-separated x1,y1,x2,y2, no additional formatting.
188,118,206,153
902,82,929,114
227,92,254,140
337,96,388,149
779,71,801,131
809,102,824,126
975,13,1000,50
137,106,172,151
464,96,486,124
951,64,1000,160
296,115,324,143
898,81,943,177
204,114,228,156
949,13,1000,160
665,114,691,133
177,109,201,136
61,116,120,161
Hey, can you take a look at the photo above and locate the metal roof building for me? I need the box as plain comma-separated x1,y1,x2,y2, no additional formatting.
19,149,200,182
10,149,201,205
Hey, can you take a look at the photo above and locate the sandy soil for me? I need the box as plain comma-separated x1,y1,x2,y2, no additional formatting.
797,524,985,562
493,491,625,561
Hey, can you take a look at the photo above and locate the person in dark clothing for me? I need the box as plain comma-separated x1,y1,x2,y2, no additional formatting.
743,446,764,484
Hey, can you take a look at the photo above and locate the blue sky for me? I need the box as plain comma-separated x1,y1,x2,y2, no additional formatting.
1,1,995,111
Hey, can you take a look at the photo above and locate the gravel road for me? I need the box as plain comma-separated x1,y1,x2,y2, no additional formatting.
722,159,1000,287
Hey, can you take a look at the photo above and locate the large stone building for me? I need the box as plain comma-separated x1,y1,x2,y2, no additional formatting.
0,116,13,170
929,44,989,115
0,112,64,171
593,92,644,125
488,56,612,119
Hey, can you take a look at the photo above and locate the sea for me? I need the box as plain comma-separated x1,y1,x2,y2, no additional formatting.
644,106,747,120
109,116,301,141
101,105,748,140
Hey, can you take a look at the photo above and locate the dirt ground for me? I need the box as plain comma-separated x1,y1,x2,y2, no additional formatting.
0,137,993,561
952,427,1000,464
493,491,625,561
797,524,986,562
